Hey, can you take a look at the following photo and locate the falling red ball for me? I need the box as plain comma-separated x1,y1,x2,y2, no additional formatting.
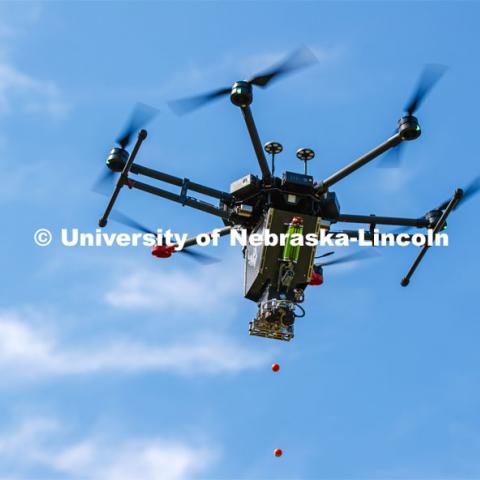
271,363,280,372
274,448,283,457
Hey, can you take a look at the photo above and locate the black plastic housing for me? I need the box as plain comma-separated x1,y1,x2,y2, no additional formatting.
282,171,314,192
106,147,129,172
230,81,253,107
398,115,421,141
319,191,340,218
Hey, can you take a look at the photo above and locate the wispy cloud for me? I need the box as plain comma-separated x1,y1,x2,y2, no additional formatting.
104,261,240,319
0,416,217,480
0,310,272,383
0,5,66,118
0,60,69,118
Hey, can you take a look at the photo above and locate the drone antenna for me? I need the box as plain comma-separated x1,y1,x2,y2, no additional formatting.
264,141,283,177
296,148,315,175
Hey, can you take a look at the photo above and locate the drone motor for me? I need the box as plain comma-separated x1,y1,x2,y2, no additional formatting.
398,115,421,141
230,81,253,107
106,147,129,172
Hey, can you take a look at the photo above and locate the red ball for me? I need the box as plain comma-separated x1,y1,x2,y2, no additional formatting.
271,363,280,372
274,448,283,457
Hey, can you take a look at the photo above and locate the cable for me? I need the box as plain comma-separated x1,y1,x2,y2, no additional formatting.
294,304,305,318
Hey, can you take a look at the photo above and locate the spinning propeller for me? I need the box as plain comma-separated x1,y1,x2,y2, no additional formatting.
92,103,158,194
168,46,318,115
389,175,480,235
110,210,220,264
315,249,379,268
378,63,448,168
436,175,480,211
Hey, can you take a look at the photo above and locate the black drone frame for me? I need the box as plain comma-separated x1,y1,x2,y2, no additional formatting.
98,52,473,288
98,111,462,287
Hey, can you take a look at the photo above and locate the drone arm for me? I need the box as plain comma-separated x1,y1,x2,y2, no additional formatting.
334,213,429,228
99,129,147,227
240,105,272,182
401,188,463,287
130,163,232,203
128,178,231,221
317,133,403,191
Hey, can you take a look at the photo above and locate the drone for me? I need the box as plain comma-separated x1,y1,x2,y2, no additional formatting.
96,47,479,341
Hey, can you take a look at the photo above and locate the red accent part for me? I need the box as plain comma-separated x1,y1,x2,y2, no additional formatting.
274,448,283,457
271,363,280,372
291,216,303,226
310,271,324,286
151,245,176,258
127,179,135,189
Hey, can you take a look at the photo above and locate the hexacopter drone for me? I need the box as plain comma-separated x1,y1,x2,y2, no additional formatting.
96,47,479,341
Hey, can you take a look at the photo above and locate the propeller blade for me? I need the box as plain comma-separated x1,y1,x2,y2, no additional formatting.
437,175,480,210
168,87,231,116
315,251,334,259
461,175,480,204
389,225,413,235
377,141,405,168
405,64,448,115
92,170,116,195
108,211,222,264
247,46,318,87
110,210,156,235
116,102,158,148
318,249,379,267
168,46,317,115
179,248,220,264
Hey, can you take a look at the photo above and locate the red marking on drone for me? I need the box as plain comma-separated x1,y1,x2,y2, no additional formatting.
310,271,324,286
274,448,283,457
271,363,280,372
126,179,135,189
151,245,176,258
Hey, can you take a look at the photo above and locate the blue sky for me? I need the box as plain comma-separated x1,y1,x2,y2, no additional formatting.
1,1,480,479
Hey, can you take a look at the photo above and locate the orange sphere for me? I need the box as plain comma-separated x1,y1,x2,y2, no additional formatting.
274,448,283,457
271,363,280,372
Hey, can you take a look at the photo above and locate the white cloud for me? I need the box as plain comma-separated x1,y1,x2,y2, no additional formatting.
0,417,58,457
104,261,241,318
0,60,69,118
50,438,216,480
0,6,67,118
0,311,271,382
0,416,217,480
0,257,272,383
